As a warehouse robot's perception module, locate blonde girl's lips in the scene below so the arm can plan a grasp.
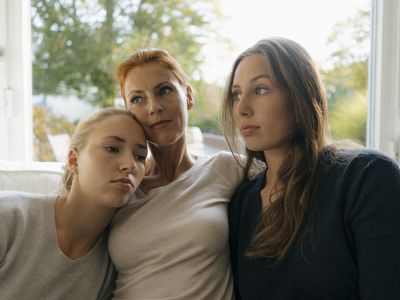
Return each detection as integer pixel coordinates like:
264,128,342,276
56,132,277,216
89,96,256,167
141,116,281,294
240,126,259,136
111,178,134,190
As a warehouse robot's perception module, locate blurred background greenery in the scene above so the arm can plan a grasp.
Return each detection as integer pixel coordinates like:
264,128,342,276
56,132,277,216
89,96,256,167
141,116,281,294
31,0,369,161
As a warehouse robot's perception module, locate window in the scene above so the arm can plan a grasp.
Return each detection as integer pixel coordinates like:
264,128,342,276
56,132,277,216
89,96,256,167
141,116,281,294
0,0,32,161
367,0,400,161
1,0,399,163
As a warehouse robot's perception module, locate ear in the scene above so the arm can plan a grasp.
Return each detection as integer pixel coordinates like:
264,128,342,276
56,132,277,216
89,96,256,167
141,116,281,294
186,85,194,110
67,148,79,173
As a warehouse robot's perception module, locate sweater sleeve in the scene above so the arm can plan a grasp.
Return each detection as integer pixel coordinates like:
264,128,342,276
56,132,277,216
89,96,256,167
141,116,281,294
0,194,17,263
229,187,244,300
0,209,8,262
347,155,400,299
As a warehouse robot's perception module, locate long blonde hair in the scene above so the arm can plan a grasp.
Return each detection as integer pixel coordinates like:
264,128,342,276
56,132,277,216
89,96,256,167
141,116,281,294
222,37,334,262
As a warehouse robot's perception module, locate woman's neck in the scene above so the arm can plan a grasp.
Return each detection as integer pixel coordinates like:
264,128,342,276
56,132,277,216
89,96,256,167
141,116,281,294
263,145,291,176
261,148,289,208
143,140,197,190
54,194,115,260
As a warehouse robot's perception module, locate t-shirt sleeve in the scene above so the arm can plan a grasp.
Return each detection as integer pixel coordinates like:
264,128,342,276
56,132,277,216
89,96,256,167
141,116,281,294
228,183,248,300
348,155,400,299
214,151,244,196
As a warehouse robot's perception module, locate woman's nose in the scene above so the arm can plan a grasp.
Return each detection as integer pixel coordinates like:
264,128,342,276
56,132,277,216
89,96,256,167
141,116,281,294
149,98,163,115
234,96,252,118
120,154,136,173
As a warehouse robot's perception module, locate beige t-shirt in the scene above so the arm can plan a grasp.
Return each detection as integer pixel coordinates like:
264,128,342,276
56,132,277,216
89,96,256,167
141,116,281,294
109,151,243,300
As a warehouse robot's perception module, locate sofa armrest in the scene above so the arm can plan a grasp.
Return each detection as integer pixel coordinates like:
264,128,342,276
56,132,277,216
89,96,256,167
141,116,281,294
0,161,64,194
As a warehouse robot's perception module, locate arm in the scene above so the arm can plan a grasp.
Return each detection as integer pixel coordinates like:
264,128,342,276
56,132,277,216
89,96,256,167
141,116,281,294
0,194,13,264
228,189,244,300
349,156,400,299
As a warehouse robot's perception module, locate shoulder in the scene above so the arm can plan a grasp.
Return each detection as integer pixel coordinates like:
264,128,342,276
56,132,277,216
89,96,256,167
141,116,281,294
195,151,245,185
203,151,244,171
228,170,264,226
321,148,400,214
231,170,264,204
235,170,264,192
341,148,397,163
199,150,238,165
0,191,55,220
319,148,399,197
332,148,399,177
0,191,55,258
0,190,54,205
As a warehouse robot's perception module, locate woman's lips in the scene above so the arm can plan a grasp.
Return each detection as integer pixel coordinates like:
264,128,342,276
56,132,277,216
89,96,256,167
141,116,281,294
150,120,171,129
240,125,259,136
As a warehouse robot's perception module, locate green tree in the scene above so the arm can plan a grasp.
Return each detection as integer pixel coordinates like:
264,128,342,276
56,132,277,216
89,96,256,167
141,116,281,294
31,0,225,160
322,6,370,144
329,91,367,145
33,105,75,161
31,0,221,107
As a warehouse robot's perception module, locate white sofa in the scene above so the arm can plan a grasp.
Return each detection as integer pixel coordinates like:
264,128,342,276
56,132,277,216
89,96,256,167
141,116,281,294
0,161,64,194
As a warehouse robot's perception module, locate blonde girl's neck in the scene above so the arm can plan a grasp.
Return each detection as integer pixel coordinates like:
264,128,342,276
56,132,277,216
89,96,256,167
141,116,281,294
54,194,115,260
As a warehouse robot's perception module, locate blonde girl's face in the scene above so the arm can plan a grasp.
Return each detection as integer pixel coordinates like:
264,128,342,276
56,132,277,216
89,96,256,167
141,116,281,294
70,115,147,208
232,54,294,154
123,62,194,147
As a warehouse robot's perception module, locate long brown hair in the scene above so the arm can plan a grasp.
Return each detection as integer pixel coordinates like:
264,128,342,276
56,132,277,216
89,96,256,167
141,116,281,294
222,37,333,262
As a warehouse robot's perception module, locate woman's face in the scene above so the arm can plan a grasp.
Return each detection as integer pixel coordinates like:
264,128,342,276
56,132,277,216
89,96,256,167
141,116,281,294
71,115,147,208
232,54,293,154
123,62,193,147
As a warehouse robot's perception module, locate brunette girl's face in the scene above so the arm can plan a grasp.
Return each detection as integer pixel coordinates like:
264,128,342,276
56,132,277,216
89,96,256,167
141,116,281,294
123,62,193,147
232,54,294,154
70,115,147,208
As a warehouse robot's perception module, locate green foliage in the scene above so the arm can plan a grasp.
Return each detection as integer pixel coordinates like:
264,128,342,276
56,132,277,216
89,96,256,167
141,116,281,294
322,6,370,145
188,81,223,134
31,0,224,160
328,91,367,145
31,0,221,107
33,105,75,161
31,0,371,160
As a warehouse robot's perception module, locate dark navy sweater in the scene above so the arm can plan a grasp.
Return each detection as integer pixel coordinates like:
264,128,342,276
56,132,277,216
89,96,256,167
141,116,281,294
229,150,400,300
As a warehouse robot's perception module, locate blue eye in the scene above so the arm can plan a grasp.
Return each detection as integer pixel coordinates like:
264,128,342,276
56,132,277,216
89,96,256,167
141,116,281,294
130,96,142,104
105,146,120,153
159,86,172,96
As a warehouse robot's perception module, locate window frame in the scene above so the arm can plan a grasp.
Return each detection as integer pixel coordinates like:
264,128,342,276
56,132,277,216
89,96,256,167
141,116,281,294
367,0,400,162
0,0,33,161
0,0,399,163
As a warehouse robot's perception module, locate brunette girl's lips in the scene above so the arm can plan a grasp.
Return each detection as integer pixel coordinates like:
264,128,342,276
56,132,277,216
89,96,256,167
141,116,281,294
150,120,171,129
240,125,259,136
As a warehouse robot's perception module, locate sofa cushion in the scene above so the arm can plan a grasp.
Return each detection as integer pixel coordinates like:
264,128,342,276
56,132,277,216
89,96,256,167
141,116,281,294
0,161,64,194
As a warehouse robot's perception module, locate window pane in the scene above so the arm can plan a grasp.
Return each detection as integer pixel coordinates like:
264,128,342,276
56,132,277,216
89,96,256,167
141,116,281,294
31,0,371,161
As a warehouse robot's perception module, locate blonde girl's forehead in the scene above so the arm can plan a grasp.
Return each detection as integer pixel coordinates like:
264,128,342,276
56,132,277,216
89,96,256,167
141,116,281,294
90,114,141,134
